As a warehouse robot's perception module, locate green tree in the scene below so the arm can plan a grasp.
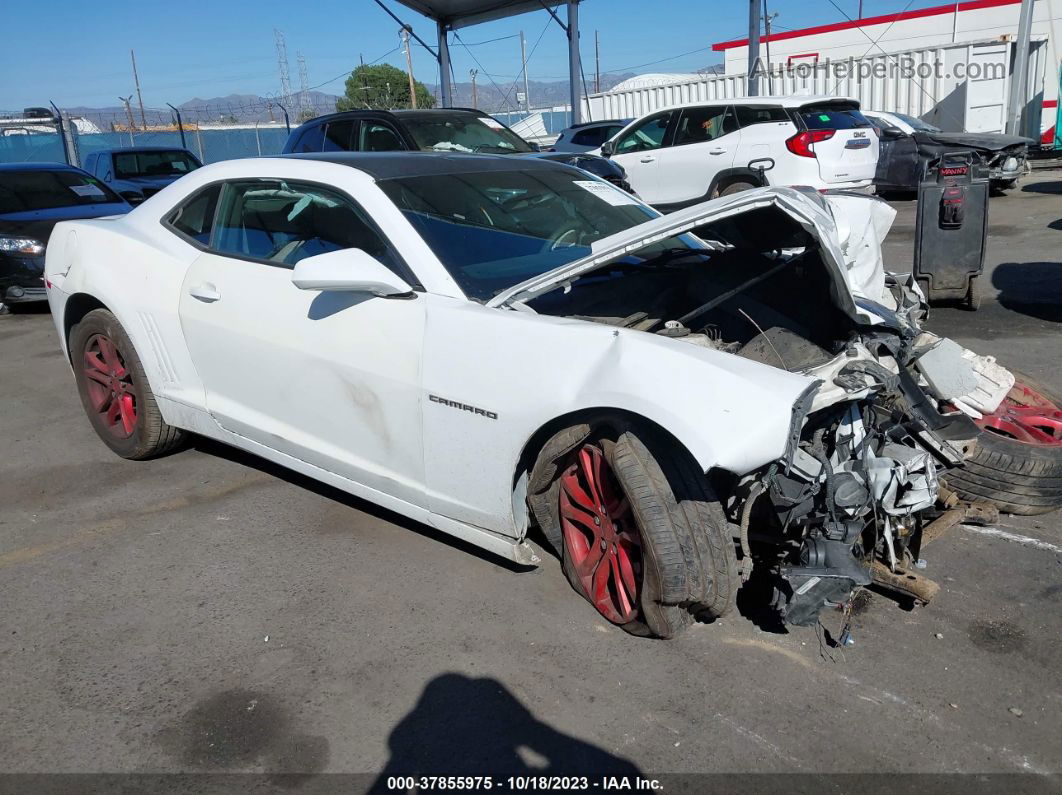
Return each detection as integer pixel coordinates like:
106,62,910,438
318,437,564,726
337,63,435,111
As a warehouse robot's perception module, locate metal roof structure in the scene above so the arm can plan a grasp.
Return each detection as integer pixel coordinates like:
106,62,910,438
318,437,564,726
384,0,585,122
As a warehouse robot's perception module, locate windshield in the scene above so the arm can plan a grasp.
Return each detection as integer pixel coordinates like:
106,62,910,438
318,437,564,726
0,169,123,214
400,113,533,154
893,112,941,133
113,150,200,179
379,169,699,301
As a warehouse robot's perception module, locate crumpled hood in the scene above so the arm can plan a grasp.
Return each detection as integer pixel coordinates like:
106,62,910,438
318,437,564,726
487,186,869,322
912,131,1032,152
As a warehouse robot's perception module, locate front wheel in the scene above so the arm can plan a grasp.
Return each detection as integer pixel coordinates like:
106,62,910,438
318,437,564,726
942,374,1062,515
70,308,186,459
541,426,738,638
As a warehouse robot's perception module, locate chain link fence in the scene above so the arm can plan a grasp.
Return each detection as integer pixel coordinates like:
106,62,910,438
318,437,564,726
0,97,340,167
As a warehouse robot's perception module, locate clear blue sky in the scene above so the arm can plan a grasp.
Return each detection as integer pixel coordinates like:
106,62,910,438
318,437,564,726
1,0,946,110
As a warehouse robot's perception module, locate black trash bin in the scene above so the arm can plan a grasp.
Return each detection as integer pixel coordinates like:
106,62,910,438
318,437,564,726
913,150,989,310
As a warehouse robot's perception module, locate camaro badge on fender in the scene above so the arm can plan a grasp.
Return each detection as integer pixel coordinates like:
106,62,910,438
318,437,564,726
429,394,498,420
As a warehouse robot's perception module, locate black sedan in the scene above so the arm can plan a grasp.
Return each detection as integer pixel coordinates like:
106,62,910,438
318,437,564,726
0,163,129,312
281,108,633,193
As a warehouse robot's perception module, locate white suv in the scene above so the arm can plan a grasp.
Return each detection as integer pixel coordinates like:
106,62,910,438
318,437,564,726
595,96,879,209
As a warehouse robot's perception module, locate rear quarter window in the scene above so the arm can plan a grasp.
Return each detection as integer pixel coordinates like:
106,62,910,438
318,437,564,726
798,105,871,130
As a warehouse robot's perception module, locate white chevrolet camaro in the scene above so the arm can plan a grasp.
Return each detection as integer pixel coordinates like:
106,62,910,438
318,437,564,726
43,153,1062,638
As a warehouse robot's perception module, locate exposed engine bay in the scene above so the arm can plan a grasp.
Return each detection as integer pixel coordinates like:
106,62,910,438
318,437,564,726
525,196,1011,625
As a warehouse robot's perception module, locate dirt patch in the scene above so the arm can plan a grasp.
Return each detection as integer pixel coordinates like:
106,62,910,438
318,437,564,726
158,689,330,773
968,618,1027,654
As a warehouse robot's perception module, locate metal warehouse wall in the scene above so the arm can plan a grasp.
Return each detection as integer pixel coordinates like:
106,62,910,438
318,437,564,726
583,37,1048,138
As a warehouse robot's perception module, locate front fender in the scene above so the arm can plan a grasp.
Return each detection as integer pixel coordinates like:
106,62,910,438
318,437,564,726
421,297,813,536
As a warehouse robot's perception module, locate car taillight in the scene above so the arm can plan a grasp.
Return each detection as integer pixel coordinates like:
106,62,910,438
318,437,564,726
785,129,835,158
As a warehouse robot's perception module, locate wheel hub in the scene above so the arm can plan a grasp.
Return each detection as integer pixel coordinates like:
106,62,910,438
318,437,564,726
558,443,642,624
83,334,138,438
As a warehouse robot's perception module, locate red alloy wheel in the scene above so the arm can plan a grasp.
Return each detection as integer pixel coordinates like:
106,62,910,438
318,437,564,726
558,443,643,624
975,381,1062,446
82,333,138,438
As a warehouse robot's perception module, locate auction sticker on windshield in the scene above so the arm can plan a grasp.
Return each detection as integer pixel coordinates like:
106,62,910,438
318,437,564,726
574,179,636,206
70,184,106,198
480,117,504,130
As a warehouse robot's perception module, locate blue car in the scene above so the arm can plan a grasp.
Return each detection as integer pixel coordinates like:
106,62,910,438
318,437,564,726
0,163,129,311
82,146,202,205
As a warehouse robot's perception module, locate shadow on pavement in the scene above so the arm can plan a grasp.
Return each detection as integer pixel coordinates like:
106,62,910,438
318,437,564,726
991,261,1062,323
1020,180,1062,195
188,437,534,572
370,674,642,791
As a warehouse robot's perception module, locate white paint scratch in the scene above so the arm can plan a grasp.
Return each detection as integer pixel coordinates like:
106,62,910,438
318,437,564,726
961,525,1062,555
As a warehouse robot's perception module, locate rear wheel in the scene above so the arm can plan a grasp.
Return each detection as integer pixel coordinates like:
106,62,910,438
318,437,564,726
70,308,186,459
942,375,1062,515
534,424,738,638
717,180,757,198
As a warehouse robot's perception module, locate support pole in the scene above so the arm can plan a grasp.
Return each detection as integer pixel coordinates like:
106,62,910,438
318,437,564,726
131,49,147,129
520,30,531,111
166,102,187,149
402,27,418,108
595,30,600,94
567,0,582,124
437,21,452,108
1005,0,1035,136
747,0,762,96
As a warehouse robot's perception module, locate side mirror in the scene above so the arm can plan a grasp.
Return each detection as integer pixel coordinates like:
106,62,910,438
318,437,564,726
527,141,541,152
882,127,904,140
120,191,145,205
600,140,615,157
292,248,413,297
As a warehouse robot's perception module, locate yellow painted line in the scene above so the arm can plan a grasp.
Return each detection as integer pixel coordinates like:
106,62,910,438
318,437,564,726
0,473,273,568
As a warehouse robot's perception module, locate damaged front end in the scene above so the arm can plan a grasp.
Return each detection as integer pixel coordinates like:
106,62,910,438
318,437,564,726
496,186,1010,627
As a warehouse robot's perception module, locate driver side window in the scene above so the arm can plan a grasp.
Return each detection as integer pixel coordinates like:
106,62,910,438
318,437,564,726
614,111,673,155
210,180,405,276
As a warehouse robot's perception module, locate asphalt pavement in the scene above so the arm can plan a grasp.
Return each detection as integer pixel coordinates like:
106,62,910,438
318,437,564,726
1,173,1060,787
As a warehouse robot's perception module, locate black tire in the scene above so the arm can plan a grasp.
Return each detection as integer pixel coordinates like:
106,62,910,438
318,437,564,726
530,423,738,638
70,308,186,460
717,181,757,197
942,372,1062,515
964,275,982,311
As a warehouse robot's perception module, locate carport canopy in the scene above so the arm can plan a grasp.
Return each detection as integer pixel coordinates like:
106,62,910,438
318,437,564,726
387,0,585,122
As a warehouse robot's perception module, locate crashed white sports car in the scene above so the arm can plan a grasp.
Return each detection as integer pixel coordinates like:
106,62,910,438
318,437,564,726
44,153,1062,637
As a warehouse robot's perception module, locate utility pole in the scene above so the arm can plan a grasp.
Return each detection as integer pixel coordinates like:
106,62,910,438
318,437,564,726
567,0,582,124
119,95,137,132
763,1,778,90
402,27,418,108
519,30,531,112
747,0,762,96
130,50,147,129
1006,0,1035,135
595,30,601,94
470,69,478,109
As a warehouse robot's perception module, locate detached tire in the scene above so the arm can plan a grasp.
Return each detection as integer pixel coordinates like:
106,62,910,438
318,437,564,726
532,424,738,638
942,373,1062,515
70,308,186,460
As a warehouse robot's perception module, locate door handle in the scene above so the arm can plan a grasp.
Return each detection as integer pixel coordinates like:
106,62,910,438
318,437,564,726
639,155,656,163
189,283,221,303
709,147,727,155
